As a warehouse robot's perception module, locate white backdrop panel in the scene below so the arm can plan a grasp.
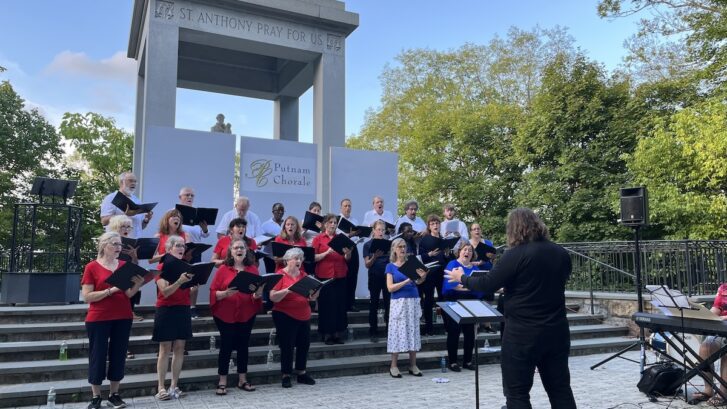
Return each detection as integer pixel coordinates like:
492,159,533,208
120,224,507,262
239,136,318,227
139,126,236,305
330,147,398,298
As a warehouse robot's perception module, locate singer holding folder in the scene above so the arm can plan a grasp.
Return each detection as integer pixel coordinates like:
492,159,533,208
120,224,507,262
418,214,449,336
273,216,307,270
269,248,319,388
364,220,391,342
152,235,194,401
81,232,144,409
209,238,262,395
386,238,427,378
312,214,351,345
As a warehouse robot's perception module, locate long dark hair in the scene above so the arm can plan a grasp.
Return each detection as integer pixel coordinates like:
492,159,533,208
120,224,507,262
224,238,253,267
506,208,549,247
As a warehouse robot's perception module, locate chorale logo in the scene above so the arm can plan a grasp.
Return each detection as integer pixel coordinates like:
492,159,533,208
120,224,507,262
246,159,273,187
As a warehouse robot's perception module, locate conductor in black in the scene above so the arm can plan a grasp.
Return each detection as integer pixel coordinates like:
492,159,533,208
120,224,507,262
447,208,576,409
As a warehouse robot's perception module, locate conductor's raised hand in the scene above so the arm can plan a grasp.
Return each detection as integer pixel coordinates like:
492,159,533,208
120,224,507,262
446,267,465,284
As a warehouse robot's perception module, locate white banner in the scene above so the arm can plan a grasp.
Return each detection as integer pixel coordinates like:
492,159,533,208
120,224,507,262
241,153,315,194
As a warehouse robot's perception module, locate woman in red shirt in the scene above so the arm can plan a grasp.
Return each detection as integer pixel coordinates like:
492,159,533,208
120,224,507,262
273,216,307,268
153,235,193,401
270,247,319,388
312,214,352,345
209,238,263,395
81,231,144,409
151,209,188,264
212,218,259,273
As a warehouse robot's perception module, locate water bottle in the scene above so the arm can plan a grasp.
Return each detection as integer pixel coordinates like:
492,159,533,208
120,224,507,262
58,341,68,361
46,387,56,408
229,358,235,370
266,349,274,368
348,327,354,341
440,355,447,373
377,309,385,326
268,328,276,346
209,335,216,352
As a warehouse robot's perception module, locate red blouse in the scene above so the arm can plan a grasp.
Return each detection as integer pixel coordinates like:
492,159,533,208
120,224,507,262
209,264,262,323
312,233,347,279
213,236,259,274
271,269,311,321
82,260,133,322
157,232,188,259
155,262,191,307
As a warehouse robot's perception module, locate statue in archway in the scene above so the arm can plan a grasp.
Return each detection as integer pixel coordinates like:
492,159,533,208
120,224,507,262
211,114,232,134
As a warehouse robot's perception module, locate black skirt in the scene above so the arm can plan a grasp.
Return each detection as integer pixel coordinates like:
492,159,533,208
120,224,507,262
152,305,193,342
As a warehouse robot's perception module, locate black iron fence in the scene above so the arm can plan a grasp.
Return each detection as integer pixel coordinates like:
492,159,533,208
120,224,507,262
563,240,727,297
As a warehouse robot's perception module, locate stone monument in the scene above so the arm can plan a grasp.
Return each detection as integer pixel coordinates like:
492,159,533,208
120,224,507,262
128,0,359,203
211,113,231,134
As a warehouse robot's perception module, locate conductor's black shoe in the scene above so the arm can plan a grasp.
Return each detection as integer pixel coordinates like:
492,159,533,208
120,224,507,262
463,362,476,371
448,363,462,372
297,373,316,385
281,376,292,388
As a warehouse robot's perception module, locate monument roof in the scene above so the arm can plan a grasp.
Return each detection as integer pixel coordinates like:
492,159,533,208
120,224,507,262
128,0,359,59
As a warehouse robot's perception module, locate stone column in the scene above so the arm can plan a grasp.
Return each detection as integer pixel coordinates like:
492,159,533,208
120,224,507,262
313,52,346,209
136,21,178,190
273,96,299,141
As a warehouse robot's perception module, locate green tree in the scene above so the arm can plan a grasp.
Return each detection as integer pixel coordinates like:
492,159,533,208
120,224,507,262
348,27,574,241
627,98,727,239
598,0,727,93
60,113,133,250
0,74,64,250
514,54,643,241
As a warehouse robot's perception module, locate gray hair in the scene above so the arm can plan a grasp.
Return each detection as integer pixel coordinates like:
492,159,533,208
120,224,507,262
97,231,121,258
282,247,304,263
107,215,132,234
404,200,418,210
165,235,185,252
118,171,134,185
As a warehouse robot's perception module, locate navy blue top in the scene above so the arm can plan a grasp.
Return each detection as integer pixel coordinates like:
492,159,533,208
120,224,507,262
363,240,390,275
386,262,419,299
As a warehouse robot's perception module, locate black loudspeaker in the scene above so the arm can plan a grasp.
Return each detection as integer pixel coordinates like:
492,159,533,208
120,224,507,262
620,187,648,226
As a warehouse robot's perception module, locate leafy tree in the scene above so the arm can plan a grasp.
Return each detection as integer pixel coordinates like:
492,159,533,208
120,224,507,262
0,74,63,250
626,97,727,239
348,27,574,241
60,113,133,250
514,54,644,241
598,0,727,93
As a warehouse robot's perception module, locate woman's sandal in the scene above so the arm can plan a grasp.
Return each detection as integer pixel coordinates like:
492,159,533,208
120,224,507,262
215,385,227,396
155,389,171,401
238,381,256,392
688,391,711,404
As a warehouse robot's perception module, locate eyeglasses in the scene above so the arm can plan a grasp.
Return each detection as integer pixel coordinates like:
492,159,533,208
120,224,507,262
232,246,246,250
109,242,123,247
396,245,406,248
173,243,186,248
120,225,132,229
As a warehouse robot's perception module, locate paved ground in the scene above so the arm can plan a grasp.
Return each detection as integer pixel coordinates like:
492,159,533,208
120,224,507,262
17,351,719,408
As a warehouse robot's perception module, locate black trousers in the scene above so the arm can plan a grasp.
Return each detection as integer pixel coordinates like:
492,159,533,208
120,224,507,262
500,322,576,409
85,319,133,385
419,266,443,333
345,246,360,310
316,278,348,336
272,311,310,374
443,311,475,365
213,316,256,375
367,271,390,336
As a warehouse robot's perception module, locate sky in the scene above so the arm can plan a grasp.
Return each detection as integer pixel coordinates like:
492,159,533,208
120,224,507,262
0,1,642,143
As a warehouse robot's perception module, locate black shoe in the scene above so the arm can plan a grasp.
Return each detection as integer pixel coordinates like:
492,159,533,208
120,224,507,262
484,326,497,333
348,306,360,312
324,337,335,345
370,335,379,343
448,363,462,372
88,395,102,409
190,308,199,319
282,376,292,388
333,337,344,345
462,362,476,371
107,393,127,409
297,373,316,385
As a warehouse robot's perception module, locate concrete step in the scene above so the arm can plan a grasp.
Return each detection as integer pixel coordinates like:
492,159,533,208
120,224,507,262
0,336,636,406
0,324,628,384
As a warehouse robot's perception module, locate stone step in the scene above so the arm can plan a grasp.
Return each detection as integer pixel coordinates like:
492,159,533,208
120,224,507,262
0,324,628,384
0,311,603,342
0,336,636,407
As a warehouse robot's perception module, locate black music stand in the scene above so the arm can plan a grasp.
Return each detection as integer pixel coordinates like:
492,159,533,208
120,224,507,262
438,300,504,409
30,177,78,204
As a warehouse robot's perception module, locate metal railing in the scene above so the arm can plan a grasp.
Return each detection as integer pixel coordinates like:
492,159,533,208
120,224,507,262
563,240,727,297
